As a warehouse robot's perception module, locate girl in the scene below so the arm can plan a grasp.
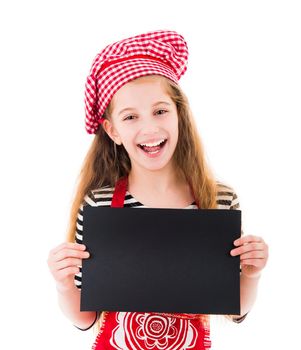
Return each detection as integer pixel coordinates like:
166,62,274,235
47,30,269,349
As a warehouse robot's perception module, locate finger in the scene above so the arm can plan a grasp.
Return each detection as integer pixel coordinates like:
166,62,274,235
55,266,80,282
55,258,83,271
241,259,265,267
52,242,86,255
54,249,90,263
240,251,266,260
234,235,263,246
48,245,88,266
230,242,265,256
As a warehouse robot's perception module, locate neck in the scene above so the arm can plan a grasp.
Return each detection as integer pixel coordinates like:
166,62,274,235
128,162,186,194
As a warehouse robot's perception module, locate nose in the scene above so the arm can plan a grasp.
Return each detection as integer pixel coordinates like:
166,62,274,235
140,115,160,135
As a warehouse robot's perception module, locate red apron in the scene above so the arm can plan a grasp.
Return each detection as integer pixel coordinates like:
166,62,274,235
92,176,211,350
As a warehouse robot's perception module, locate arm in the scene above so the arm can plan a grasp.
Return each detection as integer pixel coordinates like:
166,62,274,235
47,192,101,330
56,279,98,330
230,235,268,318
239,273,261,316
48,242,98,330
227,190,269,322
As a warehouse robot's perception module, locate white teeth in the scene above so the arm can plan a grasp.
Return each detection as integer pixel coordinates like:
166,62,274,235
139,139,166,147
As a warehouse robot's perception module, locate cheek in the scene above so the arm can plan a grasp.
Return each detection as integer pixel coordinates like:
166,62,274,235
121,131,137,149
170,122,179,143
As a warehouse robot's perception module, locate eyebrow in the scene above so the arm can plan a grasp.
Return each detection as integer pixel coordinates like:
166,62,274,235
118,101,171,116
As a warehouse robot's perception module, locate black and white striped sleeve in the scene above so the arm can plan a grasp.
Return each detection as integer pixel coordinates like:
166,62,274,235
74,191,97,290
230,190,244,236
73,192,102,331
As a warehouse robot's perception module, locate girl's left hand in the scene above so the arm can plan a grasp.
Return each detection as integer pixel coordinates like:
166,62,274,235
230,235,269,278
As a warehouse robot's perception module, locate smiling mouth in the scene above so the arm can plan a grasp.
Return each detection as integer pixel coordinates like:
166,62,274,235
138,139,167,153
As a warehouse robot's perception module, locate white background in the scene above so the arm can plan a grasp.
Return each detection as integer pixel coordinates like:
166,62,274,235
0,0,300,349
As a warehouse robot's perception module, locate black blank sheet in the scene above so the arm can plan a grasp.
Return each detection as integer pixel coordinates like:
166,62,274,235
80,207,241,315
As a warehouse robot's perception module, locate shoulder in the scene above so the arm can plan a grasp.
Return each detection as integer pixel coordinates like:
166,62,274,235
216,181,240,209
75,186,114,242
82,185,144,208
82,185,115,207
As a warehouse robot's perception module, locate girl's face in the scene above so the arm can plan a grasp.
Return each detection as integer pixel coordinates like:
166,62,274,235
103,75,179,172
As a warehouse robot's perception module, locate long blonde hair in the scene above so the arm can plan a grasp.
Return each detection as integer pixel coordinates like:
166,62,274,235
66,75,218,332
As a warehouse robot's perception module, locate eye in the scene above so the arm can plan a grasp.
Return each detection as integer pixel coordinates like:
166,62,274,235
123,115,135,121
155,109,168,115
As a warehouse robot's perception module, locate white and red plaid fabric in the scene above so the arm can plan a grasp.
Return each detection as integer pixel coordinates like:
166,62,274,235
84,30,189,134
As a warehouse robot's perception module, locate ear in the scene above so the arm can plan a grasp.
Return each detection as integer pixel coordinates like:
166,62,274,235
102,119,122,145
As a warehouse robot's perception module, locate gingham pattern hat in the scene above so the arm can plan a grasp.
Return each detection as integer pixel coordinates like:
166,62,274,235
84,30,189,134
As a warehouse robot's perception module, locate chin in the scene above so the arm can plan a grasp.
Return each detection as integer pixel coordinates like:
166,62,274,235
134,157,175,173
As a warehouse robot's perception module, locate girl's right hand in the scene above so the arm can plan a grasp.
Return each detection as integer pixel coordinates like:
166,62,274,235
47,242,90,293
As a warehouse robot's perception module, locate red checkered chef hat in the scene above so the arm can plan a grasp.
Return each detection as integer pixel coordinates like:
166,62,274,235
84,30,189,134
